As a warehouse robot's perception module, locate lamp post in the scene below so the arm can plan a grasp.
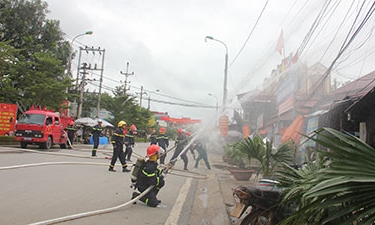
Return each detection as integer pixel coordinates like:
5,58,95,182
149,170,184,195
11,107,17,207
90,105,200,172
67,31,93,78
208,93,218,112
148,90,160,110
205,36,228,109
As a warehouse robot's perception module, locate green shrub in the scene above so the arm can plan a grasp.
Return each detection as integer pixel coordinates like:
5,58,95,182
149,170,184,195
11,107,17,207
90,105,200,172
0,136,19,145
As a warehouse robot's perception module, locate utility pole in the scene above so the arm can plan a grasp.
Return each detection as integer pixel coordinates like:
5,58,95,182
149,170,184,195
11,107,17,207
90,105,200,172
77,63,88,119
96,49,106,118
139,86,144,107
120,62,134,95
75,46,106,119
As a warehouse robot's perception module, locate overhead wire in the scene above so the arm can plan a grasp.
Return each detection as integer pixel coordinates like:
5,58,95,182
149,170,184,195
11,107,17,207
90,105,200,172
309,0,375,98
296,0,333,59
83,74,217,109
86,70,215,108
302,0,344,59
228,0,269,67
229,0,310,100
318,0,355,63
333,15,375,72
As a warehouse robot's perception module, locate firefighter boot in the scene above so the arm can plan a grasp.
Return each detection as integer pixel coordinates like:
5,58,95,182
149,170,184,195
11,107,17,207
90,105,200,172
131,192,140,204
108,166,116,172
92,150,97,157
122,166,131,172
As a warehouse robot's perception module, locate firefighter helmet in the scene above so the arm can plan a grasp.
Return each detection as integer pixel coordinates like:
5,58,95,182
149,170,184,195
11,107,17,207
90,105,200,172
147,144,160,157
159,127,166,133
130,124,137,131
118,121,127,127
177,128,184,134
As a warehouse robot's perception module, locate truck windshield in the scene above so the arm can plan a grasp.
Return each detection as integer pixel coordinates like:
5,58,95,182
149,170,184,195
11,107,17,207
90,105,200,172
18,114,46,125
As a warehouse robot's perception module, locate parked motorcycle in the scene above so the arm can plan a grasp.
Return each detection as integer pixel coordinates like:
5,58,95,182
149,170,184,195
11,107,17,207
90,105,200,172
231,178,294,225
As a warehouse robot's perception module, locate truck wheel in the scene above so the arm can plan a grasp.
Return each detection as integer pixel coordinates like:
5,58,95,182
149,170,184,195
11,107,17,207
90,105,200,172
41,136,53,149
20,142,27,148
60,140,68,149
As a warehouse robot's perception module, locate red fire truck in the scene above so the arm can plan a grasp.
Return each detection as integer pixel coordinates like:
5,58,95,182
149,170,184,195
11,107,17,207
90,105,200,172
14,106,74,149
0,103,18,136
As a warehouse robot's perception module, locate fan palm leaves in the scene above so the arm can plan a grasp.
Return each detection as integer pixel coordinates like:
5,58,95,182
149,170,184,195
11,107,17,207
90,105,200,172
232,135,295,177
277,127,375,225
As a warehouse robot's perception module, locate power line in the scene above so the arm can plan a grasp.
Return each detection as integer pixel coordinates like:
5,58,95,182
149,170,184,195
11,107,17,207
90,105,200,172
309,0,375,98
87,71,212,108
229,0,269,67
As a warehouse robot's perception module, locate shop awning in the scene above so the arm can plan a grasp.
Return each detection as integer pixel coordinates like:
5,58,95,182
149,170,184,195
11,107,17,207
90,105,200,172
281,115,304,144
345,87,375,121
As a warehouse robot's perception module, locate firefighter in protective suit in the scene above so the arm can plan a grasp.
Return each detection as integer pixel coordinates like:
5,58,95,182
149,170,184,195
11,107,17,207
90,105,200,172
170,128,189,170
109,121,131,172
91,119,103,156
156,127,169,164
132,144,165,207
125,124,137,162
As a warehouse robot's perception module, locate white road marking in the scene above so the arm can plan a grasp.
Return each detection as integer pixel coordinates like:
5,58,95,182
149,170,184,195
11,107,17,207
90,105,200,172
164,177,192,225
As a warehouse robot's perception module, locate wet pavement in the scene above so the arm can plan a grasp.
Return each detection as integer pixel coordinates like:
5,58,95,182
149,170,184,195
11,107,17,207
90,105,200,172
0,141,256,225
187,147,258,225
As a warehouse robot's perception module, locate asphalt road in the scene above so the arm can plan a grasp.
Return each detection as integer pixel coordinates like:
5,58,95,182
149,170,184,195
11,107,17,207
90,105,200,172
0,141,233,225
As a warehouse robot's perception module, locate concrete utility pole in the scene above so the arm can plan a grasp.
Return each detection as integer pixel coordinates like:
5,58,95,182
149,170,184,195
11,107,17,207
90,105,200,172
147,89,159,110
120,62,134,95
77,63,88,119
205,36,229,109
68,31,93,78
75,46,106,119
139,86,144,107
96,49,106,118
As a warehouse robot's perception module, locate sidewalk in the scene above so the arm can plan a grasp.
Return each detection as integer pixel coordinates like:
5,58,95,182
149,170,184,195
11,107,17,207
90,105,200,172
188,149,256,225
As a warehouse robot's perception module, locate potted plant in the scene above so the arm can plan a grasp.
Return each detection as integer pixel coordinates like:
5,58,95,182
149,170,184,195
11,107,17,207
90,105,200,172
230,135,295,179
223,144,255,181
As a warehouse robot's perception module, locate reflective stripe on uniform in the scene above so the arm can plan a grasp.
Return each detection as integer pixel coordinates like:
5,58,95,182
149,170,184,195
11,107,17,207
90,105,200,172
142,170,156,177
114,133,124,137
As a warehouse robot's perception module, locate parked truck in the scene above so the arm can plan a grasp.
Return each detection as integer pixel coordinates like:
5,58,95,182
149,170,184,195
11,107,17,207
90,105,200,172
0,103,18,136
14,106,74,149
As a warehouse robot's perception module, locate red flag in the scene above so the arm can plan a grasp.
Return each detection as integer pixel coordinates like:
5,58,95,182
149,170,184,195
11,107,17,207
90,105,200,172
292,52,299,64
275,29,284,55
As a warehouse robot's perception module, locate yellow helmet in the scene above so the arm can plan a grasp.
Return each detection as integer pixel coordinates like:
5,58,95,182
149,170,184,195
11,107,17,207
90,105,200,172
118,121,127,127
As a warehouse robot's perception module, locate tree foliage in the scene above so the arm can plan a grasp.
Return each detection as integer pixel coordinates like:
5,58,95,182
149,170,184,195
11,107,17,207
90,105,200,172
103,86,152,129
0,0,152,131
0,0,72,111
231,135,295,176
278,127,375,225
81,87,152,131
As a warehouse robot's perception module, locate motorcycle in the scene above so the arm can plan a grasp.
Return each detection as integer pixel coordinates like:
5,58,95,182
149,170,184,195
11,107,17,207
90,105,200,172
231,178,294,225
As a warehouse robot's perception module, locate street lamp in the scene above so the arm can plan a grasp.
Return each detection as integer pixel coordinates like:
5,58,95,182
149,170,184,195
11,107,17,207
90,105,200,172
205,36,228,109
208,93,218,112
67,31,93,78
148,90,160,110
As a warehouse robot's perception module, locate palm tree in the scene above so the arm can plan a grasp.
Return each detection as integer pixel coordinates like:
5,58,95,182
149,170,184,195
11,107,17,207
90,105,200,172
232,135,295,177
277,127,375,225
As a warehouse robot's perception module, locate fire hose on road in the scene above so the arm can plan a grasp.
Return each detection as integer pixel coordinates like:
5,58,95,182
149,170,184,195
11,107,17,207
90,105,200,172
1,136,209,224
28,185,155,225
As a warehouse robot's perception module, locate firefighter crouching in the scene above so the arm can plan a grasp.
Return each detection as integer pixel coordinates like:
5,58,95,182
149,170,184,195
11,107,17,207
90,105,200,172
132,144,165,207
109,121,131,172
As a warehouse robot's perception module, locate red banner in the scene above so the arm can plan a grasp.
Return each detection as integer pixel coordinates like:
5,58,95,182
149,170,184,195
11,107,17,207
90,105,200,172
219,116,228,137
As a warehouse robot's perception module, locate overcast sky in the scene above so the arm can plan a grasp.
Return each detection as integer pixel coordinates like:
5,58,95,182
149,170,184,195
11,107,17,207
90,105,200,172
44,0,375,122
